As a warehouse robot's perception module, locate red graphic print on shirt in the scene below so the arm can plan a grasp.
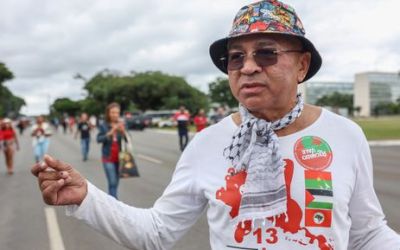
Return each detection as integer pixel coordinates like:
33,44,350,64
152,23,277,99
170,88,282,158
216,167,247,218
216,159,333,249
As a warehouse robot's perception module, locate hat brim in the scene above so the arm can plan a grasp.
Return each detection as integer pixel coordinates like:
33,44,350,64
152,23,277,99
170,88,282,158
209,33,322,83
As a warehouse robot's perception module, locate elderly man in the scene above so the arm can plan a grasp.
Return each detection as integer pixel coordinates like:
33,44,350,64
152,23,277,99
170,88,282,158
32,0,399,249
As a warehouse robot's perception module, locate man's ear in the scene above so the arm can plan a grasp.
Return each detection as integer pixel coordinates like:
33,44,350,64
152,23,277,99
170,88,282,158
297,52,311,83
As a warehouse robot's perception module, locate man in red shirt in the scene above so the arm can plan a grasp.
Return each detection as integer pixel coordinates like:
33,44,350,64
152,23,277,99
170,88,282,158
173,106,190,151
193,109,208,132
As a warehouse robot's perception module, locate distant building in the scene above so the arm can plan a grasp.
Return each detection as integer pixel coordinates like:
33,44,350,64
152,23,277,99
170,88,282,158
299,81,353,105
354,72,400,117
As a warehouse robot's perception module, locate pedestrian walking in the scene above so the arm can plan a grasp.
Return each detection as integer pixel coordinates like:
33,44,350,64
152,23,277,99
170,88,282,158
173,106,190,151
89,115,97,128
16,118,25,135
61,116,68,134
193,109,208,132
68,116,75,134
1,118,19,175
31,1,400,249
211,106,226,124
31,116,52,163
51,117,60,132
74,112,93,161
96,103,127,199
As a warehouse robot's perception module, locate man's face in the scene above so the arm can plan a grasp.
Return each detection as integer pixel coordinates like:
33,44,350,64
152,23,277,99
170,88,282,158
81,113,88,121
227,34,310,116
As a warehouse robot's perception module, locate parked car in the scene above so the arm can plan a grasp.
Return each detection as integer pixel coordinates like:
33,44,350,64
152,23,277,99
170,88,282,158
157,117,175,128
126,114,150,130
144,110,175,127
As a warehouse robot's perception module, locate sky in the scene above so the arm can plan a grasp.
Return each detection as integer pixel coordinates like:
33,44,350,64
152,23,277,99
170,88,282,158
1,0,400,115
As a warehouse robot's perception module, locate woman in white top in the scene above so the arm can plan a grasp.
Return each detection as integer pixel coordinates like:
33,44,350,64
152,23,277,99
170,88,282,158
31,115,52,163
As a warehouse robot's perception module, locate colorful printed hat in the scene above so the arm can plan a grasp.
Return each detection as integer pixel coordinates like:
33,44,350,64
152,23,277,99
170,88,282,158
209,0,322,82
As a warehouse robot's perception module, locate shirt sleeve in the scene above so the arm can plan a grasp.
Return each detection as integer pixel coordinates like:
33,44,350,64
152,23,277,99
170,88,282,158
96,124,110,143
348,133,400,249
65,137,207,250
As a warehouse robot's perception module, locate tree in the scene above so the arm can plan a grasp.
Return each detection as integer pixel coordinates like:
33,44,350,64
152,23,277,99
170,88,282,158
51,98,81,116
315,92,354,114
131,71,209,113
83,70,209,113
208,77,237,108
373,102,399,116
78,98,104,115
0,62,25,117
83,69,135,112
0,86,26,117
0,62,14,85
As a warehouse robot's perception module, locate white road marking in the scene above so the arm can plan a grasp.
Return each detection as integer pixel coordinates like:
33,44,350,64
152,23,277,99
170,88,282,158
44,207,66,250
137,154,163,164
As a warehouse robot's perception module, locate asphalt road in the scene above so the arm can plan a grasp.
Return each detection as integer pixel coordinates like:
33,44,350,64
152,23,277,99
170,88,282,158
0,128,398,250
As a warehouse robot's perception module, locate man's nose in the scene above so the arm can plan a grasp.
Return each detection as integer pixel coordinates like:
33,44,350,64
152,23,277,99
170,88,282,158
240,55,262,75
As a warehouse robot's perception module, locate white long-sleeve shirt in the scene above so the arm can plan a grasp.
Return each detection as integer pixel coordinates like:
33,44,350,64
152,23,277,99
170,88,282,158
66,109,400,249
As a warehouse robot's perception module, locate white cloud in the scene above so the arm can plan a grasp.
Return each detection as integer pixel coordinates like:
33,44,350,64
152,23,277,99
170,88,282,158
1,0,400,115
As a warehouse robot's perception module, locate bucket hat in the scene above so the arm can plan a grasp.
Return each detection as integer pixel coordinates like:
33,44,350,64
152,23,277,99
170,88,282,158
209,0,322,82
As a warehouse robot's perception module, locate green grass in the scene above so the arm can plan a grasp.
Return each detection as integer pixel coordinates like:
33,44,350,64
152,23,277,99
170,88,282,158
353,116,400,140
155,117,400,141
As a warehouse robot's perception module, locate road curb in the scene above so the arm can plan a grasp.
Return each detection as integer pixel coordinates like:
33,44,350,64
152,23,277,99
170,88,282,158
368,140,400,146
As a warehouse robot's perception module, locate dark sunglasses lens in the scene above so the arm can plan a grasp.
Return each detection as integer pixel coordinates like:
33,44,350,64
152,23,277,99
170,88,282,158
254,49,278,67
227,53,244,70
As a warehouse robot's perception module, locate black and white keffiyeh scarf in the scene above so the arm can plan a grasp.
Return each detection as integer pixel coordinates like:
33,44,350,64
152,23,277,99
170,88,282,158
224,93,304,222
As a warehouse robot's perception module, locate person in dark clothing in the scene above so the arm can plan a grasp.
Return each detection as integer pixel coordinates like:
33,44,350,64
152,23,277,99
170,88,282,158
75,113,92,161
61,117,68,134
17,119,25,135
96,103,127,199
173,106,190,151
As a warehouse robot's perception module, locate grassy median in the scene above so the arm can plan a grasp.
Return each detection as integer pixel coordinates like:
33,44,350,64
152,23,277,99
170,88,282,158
353,116,400,140
155,116,400,141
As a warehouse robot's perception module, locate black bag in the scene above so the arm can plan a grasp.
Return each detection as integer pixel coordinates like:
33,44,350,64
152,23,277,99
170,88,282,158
119,133,139,178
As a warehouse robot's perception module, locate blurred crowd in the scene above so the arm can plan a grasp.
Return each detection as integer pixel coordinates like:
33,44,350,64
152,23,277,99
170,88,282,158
0,105,230,177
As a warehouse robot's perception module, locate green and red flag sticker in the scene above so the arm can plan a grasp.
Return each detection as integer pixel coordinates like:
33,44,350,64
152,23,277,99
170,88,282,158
304,169,333,228
294,136,333,171
295,136,334,228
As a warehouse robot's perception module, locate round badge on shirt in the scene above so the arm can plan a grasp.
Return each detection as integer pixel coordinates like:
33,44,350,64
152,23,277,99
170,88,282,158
294,136,333,171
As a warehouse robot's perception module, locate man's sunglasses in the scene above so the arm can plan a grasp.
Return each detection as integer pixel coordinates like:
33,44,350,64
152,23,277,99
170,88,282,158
219,49,304,71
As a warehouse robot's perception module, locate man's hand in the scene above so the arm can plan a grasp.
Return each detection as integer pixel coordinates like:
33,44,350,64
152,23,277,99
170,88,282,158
31,155,88,206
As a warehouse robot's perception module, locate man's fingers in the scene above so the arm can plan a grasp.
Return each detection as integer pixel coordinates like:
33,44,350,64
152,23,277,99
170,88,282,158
42,179,65,205
38,171,69,182
40,180,54,191
31,161,48,177
31,163,41,177
44,155,73,172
